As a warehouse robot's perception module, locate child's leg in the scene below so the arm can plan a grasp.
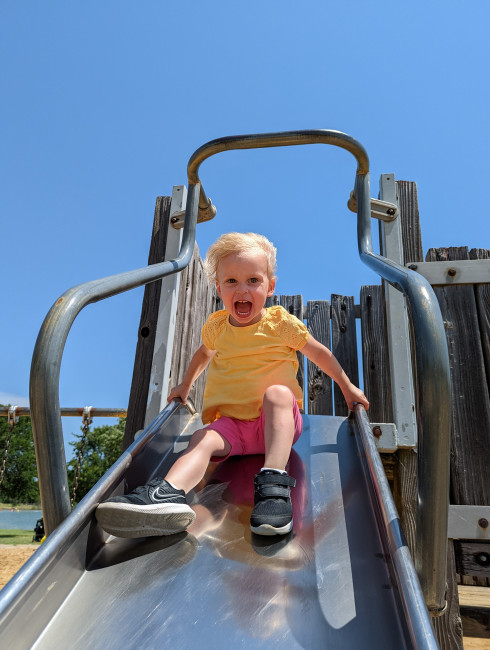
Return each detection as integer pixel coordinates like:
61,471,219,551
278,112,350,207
251,385,298,536
165,427,231,493
96,427,230,538
262,385,296,470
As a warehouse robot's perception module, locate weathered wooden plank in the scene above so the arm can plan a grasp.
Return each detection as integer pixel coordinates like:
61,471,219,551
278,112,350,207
279,295,305,396
426,247,490,508
124,196,171,449
470,248,490,391
454,542,490,578
169,245,217,413
459,585,490,609
392,449,417,555
432,543,465,649
397,181,424,265
360,285,392,424
330,294,358,416
190,247,216,413
306,300,333,415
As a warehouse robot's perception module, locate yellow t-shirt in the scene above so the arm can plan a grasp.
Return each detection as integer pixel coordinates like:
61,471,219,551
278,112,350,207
201,305,309,424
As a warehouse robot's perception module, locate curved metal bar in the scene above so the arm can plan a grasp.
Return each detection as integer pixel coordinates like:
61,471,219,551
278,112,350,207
187,129,370,211
355,171,451,613
30,183,201,535
353,405,439,648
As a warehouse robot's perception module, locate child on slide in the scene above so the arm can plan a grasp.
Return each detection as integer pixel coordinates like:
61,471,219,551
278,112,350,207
96,232,369,538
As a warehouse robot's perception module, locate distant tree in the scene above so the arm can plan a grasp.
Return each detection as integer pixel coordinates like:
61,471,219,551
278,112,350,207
0,408,40,505
67,418,125,504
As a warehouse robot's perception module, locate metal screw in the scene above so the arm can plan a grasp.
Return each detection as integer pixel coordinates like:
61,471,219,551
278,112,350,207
447,268,457,277
170,216,179,224
387,208,396,216
476,553,489,566
373,426,382,438
408,264,418,271
478,518,489,529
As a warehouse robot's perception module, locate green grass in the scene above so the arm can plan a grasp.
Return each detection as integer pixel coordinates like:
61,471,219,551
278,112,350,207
0,529,37,545
0,503,41,511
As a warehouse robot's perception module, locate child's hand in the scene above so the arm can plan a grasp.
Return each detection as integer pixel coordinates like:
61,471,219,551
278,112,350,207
167,383,191,405
341,383,369,411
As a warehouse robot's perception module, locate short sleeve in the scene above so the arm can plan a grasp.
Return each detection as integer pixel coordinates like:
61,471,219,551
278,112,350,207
201,310,228,350
270,306,309,350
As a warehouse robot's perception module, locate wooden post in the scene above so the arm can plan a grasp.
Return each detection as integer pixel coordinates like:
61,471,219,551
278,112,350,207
306,300,333,415
470,248,490,394
123,196,171,449
330,294,358,416
359,285,392,424
279,295,305,395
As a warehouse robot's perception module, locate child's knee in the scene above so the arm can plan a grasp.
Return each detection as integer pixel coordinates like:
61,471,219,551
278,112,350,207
188,427,228,454
263,385,293,408
188,427,213,449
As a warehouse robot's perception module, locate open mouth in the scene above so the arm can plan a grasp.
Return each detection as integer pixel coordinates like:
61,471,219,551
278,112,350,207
234,300,253,318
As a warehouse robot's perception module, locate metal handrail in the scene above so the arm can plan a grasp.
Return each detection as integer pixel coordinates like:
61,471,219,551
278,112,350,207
30,129,450,613
353,404,438,648
29,182,202,535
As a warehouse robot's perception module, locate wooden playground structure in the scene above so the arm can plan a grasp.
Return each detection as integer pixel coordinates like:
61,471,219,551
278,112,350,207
124,178,489,648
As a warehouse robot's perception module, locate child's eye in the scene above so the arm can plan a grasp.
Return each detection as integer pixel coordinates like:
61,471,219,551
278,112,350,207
249,278,258,284
226,279,236,284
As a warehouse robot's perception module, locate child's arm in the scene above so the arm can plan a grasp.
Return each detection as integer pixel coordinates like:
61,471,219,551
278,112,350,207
167,343,216,405
301,335,369,411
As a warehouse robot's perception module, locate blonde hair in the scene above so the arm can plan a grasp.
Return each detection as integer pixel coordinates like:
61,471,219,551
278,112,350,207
204,232,277,283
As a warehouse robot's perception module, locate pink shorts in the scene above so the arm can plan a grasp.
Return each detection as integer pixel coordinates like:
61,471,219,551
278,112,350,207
205,393,303,462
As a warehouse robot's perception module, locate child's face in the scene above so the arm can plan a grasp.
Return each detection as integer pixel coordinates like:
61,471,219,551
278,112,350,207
215,250,275,327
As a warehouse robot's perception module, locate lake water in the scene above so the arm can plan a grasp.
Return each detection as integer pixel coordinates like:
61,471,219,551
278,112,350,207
0,509,42,531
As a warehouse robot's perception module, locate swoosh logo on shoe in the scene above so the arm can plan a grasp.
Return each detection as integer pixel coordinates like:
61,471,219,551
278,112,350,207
149,487,183,504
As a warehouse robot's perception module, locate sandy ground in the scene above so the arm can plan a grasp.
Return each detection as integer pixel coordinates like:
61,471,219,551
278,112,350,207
0,546,486,648
0,544,38,589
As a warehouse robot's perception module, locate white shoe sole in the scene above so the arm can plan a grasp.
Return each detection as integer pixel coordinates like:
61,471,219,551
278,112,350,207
96,502,196,538
250,520,293,536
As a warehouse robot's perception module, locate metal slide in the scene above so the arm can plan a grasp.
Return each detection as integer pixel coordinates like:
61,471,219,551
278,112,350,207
0,401,437,649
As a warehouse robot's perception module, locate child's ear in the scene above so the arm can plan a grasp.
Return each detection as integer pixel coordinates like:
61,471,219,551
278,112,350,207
215,280,222,297
267,277,276,297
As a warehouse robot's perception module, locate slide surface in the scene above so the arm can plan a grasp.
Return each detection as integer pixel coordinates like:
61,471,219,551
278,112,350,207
0,411,430,648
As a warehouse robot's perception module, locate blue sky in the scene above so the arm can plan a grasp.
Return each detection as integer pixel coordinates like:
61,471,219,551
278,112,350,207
2,1,489,456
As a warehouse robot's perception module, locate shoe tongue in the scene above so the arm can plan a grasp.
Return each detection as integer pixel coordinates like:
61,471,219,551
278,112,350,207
147,476,164,487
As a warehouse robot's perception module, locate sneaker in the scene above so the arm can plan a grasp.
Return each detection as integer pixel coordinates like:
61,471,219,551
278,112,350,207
250,470,296,536
96,477,196,538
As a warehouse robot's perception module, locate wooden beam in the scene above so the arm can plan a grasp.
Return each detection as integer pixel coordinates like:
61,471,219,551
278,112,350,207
360,285,392,424
330,294,358,417
123,196,171,449
306,300,332,415
279,295,305,396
